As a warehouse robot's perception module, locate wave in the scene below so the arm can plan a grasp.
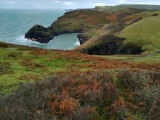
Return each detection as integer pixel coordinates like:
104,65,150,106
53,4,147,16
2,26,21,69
74,41,80,46
16,35,45,45
16,35,30,43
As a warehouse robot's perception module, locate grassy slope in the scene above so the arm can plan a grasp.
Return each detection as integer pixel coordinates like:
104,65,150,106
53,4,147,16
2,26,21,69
74,8,146,52
74,24,111,50
0,44,93,96
49,10,110,34
75,10,160,54
119,11,160,51
0,42,122,96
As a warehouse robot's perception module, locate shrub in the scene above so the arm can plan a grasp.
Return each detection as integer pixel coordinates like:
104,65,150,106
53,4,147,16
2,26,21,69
116,69,150,91
116,69,160,119
48,91,79,118
69,106,96,120
1,69,159,119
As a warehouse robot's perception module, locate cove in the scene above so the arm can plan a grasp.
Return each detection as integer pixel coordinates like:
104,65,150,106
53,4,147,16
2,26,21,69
23,33,80,50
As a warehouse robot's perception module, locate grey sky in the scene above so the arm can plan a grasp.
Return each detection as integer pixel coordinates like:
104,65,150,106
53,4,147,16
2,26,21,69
0,0,160,9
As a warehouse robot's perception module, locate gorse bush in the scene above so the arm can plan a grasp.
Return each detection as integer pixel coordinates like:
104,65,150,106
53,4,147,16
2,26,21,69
0,69,160,119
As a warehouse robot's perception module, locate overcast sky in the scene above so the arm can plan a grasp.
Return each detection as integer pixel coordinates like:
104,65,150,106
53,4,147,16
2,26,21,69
0,0,160,9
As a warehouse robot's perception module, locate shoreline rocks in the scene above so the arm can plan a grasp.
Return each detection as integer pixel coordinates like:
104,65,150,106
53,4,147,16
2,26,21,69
77,34,89,44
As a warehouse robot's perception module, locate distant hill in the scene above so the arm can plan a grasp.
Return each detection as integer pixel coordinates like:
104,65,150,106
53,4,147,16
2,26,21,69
94,4,160,12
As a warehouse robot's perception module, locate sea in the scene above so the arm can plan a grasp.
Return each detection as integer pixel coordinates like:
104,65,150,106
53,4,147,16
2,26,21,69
0,9,80,50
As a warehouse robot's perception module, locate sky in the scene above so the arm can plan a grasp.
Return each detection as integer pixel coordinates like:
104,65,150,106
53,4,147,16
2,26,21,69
0,0,160,9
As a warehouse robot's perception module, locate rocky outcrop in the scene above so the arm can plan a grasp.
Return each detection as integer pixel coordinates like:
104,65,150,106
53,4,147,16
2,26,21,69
77,34,89,44
25,25,84,44
25,25,54,43
25,24,84,44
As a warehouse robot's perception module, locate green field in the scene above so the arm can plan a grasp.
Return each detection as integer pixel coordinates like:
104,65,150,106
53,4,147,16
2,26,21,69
119,11,160,51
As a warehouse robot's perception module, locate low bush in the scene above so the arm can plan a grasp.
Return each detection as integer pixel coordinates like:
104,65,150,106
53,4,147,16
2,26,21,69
0,69,160,119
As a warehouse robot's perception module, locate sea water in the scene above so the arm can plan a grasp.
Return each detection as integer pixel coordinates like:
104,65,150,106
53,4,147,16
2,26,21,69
0,9,80,50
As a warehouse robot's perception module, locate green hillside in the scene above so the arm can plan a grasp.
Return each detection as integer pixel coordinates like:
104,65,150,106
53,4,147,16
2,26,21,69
119,11,160,52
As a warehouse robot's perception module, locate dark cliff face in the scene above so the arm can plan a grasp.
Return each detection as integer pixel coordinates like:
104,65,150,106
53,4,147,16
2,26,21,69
83,35,124,55
118,43,143,54
82,35,143,55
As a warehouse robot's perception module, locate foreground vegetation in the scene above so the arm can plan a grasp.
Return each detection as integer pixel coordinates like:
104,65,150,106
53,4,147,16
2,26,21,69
0,42,160,119
1,4,160,120
1,69,160,119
